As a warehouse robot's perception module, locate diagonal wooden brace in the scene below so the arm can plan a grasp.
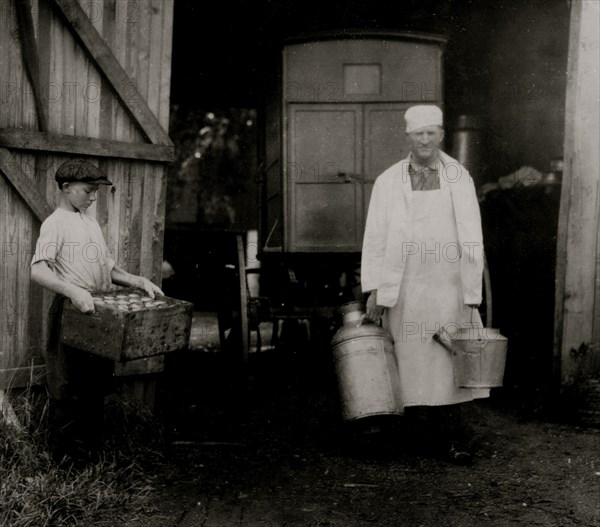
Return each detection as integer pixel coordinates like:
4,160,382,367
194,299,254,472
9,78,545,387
49,0,173,146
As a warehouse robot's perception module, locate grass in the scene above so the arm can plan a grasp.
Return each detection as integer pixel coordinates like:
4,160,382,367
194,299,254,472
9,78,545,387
0,387,166,527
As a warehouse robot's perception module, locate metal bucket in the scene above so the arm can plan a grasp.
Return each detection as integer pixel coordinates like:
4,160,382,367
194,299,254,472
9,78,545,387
331,302,403,421
434,326,508,388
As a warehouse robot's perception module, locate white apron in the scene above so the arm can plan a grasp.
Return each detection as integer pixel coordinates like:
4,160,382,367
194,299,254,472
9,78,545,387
383,178,490,407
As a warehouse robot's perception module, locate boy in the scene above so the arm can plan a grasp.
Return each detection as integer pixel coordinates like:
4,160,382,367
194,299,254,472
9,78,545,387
31,158,163,310
30,159,163,459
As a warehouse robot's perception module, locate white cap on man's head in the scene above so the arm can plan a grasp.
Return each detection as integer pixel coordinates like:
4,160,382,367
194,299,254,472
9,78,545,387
405,105,443,133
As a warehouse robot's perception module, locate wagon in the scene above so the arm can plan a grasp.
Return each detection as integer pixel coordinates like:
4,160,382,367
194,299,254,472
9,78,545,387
216,31,489,361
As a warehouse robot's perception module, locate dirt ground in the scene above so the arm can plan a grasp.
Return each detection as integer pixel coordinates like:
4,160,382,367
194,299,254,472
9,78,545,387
103,338,599,527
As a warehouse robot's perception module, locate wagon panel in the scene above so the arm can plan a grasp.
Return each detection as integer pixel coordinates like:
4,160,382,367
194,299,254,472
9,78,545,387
271,34,445,253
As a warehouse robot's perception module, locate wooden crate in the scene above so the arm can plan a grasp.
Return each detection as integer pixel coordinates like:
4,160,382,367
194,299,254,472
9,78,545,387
59,289,193,361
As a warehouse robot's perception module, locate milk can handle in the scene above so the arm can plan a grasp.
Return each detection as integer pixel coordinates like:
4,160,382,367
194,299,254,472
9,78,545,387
357,314,383,327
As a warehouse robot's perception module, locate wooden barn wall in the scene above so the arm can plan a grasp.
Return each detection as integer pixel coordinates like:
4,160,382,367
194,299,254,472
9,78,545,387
0,0,174,385
554,0,600,384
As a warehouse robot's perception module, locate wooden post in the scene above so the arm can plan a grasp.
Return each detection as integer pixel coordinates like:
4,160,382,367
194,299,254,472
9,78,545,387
14,0,48,131
554,0,600,385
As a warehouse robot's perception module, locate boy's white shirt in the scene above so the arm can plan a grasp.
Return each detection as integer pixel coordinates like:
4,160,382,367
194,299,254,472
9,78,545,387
31,208,115,292
361,150,484,307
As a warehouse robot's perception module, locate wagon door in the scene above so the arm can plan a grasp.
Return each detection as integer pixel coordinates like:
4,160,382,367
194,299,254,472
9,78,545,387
287,102,412,252
287,103,363,252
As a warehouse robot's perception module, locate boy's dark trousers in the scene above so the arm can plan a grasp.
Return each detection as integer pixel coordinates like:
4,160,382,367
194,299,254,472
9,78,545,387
46,296,112,460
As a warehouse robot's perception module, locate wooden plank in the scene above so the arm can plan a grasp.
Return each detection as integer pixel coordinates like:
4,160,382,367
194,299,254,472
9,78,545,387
61,10,76,135
136,0,151,105
84,0,103,139
158,0,174,129
0,3,8,127
114,355,164,377
147,0,163,117
153,166,167,284
555,0,600,384
49,0,172,145
73,0,89,138
6,0,24,128
99,0,116,139
14,0,48,131
127,163,144,276
118,163,133,267
0,148,53,221
123,0,141,142
139,164,156,279
0,155,38,379
105,161,123,270
112,0,131,142
16,157,34,368
0,176,13,372
48,0,64,131
27,163,47,363
0,129,175,162
4,162,20,370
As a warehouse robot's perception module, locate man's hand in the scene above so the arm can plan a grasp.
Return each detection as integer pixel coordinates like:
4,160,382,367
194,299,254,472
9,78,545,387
69,287,95,313
138,277,164,299
365,290,385,323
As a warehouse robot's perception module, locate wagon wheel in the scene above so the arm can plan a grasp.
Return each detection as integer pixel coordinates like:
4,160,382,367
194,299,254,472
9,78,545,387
217,234,251,364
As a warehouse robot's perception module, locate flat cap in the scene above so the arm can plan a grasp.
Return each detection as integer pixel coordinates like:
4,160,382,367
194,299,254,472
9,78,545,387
405,105,443,133
55,159,112,185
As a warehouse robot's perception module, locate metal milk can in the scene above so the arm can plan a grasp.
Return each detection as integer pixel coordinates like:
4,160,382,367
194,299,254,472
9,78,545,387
330,301,403,421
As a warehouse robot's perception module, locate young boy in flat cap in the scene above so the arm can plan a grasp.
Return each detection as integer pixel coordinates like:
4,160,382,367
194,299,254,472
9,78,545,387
30,159,163,459
31,158,162,309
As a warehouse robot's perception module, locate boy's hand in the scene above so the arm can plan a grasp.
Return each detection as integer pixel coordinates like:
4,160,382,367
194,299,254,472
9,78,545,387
139,277,164,299
70,288,95,313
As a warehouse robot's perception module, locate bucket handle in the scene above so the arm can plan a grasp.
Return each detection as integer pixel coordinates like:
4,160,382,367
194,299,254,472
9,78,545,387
432,327,455,354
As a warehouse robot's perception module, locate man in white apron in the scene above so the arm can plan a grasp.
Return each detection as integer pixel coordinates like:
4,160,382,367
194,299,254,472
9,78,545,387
361,105,488,464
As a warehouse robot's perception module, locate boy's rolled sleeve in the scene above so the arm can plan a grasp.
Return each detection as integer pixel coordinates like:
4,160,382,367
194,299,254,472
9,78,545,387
31,218,59,267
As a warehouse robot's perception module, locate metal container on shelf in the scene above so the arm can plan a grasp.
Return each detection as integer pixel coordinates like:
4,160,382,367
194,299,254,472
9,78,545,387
330,301,403,421
452,114,484,185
